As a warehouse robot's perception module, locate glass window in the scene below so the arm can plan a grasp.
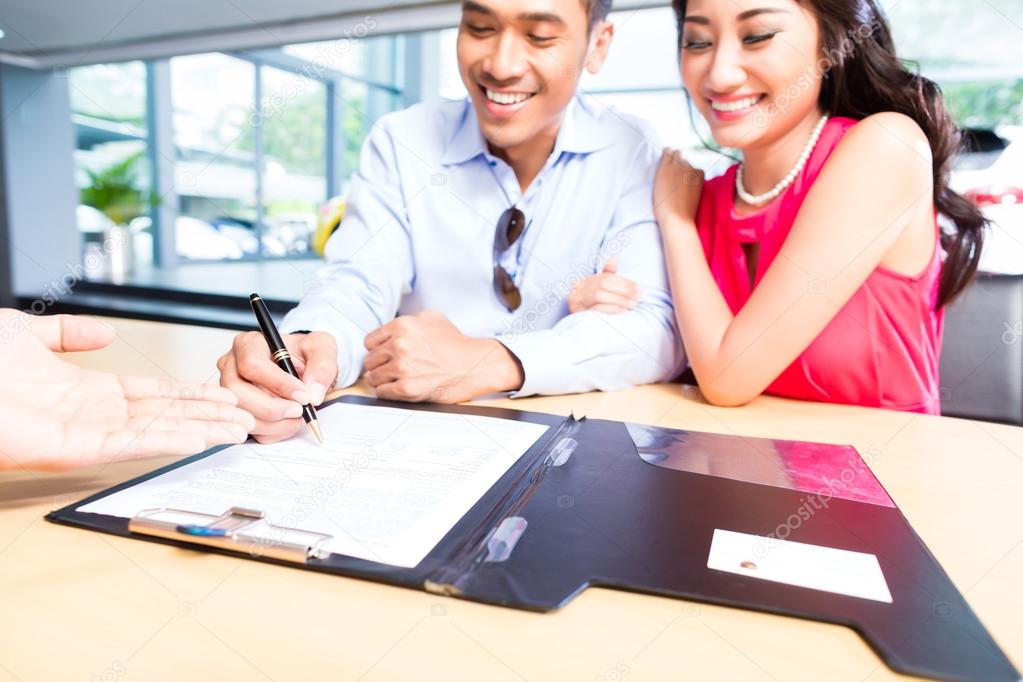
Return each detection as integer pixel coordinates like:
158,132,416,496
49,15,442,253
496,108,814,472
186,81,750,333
260,66,328,257
168,47,392,261
340,78,371,176
171,53,257,260
581,90,707,149
942,80,1023,130
581,7,681,92
284,38,369,79
69,61,155,271
169,53,347,260
885,2,1023,74
437,28,466,101
884,2,1023,130
70,61,147,126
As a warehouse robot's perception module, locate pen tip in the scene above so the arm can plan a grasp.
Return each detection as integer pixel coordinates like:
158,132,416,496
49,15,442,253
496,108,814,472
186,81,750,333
309,420,324,445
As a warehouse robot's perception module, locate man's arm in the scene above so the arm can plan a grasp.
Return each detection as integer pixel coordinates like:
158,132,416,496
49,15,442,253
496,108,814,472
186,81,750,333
496,144,687,396
278,119,415,389
216,119,416,443
361,141,686,404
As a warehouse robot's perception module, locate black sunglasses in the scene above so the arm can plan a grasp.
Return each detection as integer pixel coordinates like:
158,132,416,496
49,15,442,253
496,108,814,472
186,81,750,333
493,207,526,312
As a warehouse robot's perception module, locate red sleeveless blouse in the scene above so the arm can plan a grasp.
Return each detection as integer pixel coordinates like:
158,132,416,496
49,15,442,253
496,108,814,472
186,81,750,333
694,117,944,414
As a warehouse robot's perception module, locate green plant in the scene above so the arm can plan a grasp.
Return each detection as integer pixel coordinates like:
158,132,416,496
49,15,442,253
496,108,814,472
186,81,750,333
80,151,158,226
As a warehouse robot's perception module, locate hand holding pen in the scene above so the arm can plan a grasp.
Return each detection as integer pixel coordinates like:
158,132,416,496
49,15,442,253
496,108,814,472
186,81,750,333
248,293,325,445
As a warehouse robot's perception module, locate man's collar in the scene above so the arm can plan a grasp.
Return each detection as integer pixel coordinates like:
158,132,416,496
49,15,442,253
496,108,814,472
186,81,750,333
553,94,614,157
440,100,487,165
440,95,613,166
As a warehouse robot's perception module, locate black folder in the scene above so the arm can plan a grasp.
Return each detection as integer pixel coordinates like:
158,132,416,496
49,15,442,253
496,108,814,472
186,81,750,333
48,395,1019,682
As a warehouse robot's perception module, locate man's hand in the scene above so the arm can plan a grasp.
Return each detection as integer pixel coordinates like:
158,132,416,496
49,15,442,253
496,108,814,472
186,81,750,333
217,331,339,443
0,311,256,472
363,311,523,403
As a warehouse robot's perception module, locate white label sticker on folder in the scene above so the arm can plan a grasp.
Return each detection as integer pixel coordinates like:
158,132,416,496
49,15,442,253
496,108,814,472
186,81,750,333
707,529,892,603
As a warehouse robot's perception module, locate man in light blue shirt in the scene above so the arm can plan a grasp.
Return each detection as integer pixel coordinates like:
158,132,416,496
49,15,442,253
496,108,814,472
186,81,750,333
218,0,685,442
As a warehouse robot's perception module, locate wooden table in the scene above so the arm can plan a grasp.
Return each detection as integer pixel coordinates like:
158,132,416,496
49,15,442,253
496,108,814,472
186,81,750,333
1,317,1020,681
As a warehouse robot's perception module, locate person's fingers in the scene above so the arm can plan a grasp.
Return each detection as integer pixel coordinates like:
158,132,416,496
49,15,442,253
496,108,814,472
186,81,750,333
229,332,310,403
44,431,209,471
252,417,305,443
373,379,424,402
592,288,639,310
119,376,240,404
364,359,404,388
219,349,303,423
33,314,117,353
364,319,402,351
125,414,250,443
67,419,251,469
569,275,621,314
590,303,632,314
296,332,339,405
127,398,256,432
567,292,587,314
602,257,618,274
598,274,641,300
105,424,246,463
363,347,392,372
222,372,304,423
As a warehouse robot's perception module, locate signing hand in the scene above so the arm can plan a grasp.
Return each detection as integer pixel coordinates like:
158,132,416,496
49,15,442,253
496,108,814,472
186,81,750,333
654,149,705,227
567,257,641,315
0,311,255,472
217,331,339,444
363,310,523,403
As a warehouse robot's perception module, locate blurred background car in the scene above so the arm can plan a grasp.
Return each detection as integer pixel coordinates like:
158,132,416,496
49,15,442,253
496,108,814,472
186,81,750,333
951,127,1023,274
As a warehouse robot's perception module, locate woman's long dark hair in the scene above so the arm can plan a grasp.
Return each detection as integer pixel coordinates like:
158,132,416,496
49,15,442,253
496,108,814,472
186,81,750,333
671,0,985,307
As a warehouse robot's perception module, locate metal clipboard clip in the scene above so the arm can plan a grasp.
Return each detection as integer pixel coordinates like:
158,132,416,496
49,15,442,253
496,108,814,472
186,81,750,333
128,506,333,564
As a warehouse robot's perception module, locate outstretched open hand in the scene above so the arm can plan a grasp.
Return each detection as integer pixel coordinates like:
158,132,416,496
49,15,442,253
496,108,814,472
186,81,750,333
0,311,254,472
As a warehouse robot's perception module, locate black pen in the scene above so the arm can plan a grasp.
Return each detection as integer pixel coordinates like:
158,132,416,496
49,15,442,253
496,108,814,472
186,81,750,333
248,292,324,445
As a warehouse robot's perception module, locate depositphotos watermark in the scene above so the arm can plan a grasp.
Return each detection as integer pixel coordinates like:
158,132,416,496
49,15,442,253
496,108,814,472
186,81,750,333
1002,320,1022,346
247,442,384,558
500,230,633,339
751,445,883,559
248,16,378,128
751,17,882,129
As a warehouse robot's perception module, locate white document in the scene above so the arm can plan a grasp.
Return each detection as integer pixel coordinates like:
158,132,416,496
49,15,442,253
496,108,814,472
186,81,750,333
707,528,892,603
79,402,549,568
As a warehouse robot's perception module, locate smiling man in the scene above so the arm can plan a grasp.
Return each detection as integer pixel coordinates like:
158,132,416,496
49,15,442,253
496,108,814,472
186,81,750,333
217,0,686,443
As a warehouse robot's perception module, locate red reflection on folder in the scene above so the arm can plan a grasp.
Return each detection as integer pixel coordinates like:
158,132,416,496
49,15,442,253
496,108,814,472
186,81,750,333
626,423,894,507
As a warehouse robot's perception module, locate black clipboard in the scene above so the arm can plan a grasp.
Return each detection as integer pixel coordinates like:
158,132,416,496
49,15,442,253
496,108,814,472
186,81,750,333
47,395,1019,682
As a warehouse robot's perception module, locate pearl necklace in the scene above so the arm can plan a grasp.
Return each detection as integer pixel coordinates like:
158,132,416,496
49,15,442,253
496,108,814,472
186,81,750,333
736,115,829,207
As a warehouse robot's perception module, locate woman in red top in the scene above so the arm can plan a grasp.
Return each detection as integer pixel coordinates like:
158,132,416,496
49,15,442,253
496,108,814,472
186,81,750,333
571,0,985,413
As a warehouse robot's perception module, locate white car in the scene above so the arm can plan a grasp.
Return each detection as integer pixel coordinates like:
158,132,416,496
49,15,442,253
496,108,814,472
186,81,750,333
950,127,1023,274
174,216,245,261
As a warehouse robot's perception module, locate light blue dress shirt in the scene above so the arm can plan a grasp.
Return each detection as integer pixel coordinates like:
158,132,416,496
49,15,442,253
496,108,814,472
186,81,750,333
281,95,686,396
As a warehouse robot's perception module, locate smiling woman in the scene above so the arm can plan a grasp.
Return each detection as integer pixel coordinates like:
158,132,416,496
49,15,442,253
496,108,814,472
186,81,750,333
571,0,988,414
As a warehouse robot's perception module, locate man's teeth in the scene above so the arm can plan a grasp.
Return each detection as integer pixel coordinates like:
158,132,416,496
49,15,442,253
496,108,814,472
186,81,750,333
486,89,533,105
711,95,762,112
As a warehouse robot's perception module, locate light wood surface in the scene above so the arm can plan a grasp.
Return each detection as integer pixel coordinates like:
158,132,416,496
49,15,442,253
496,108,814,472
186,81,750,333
1,317,1020,681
